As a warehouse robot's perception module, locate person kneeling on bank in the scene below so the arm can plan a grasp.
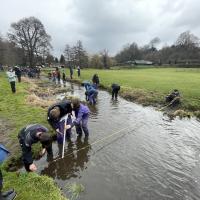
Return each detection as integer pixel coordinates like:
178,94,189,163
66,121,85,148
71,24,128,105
165,89,181,107
18,124,52,172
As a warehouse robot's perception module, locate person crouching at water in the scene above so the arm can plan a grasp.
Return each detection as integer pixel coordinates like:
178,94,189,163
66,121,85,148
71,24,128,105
47,100,73,143
18,124,52,172
111,83,120,100
66,98,90,138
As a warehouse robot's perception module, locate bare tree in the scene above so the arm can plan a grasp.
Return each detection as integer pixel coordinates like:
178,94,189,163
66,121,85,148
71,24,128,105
175,31,199,48
8,16,52,67
59,54,65,64
149,37,161,49
101,49,110,69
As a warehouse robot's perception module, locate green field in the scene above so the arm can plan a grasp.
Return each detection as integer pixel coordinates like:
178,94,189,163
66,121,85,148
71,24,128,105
66,67,200,111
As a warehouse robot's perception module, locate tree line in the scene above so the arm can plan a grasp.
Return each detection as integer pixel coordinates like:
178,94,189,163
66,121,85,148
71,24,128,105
1,16,200,68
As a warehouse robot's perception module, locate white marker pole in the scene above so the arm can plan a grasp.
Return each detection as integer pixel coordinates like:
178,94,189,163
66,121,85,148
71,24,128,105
62,116,67,159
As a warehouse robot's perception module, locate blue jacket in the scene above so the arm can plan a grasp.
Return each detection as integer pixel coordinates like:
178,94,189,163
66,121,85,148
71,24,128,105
0,144,10,163
72,104,90,127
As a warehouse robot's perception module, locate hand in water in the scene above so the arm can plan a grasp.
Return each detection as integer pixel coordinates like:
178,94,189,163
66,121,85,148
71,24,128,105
29,163,37,171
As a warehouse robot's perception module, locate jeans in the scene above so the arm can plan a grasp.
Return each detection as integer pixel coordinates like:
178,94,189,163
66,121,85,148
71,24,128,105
75,114,89,137
10,82,16,93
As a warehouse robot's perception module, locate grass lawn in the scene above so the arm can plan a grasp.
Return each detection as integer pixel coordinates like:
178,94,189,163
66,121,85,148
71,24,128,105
63,67,200,111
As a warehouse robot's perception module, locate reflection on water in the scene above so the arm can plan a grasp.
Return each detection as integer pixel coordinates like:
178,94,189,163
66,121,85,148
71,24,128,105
35,80,200,200
41,137,91,180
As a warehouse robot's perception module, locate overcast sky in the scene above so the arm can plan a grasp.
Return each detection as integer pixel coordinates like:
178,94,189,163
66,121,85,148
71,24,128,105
1,0,200,57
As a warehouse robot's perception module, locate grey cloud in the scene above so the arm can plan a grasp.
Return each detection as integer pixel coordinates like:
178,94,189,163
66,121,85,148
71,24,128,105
1,0,200,56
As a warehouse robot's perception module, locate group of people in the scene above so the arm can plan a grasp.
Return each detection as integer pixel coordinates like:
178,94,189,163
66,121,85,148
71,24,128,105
1,65,183,199
48,66,81,84
5,66,42,94
0,95,90,199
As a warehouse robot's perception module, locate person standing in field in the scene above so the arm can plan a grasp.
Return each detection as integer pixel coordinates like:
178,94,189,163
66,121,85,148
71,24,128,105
92,74,100,88
70,66,73,79
77,66,81,77
14,66,21,83
6,67,17,93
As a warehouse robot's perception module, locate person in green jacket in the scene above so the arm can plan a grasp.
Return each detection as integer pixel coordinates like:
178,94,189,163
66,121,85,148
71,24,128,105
6,67,17,93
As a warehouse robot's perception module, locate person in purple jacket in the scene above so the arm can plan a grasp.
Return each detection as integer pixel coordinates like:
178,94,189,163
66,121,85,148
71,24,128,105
66,98,90,137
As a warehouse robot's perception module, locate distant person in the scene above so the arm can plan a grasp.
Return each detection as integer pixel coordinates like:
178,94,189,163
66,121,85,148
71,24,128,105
62,72,66,82
18,124,52,172
77,66,81,77
86,84,98,105
111,83,120,100
70,66,73,79
165,89,181,107
52,71,56,82
66,98,90,138
6,67,17,93
92,74,100,88
48,72,52,80
47,101,73,143
14,66,21,82
0,144,16,200
82,81,98,104
55,67,61,83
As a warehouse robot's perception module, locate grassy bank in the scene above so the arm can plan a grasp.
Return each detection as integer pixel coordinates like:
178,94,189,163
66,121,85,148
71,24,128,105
0,72,68,200
63,67,200,116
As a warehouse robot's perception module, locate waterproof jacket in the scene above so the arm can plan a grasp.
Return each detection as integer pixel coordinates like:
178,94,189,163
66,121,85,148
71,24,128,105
18,124,49,165
92,74,99,85
72,104,90,127
47,100,72,130
0,144,9,163
112,83,120,91
6,71,16,82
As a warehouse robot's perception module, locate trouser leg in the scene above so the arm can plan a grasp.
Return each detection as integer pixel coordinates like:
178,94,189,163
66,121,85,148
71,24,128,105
115,90,118,99
82,115,89,137
112,90,114,99
10,82,16,93
75,124,83,136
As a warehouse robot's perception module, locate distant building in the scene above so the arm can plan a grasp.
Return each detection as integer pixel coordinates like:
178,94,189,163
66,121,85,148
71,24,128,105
123,60,153,66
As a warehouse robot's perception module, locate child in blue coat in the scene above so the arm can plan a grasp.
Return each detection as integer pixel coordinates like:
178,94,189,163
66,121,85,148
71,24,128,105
66,98,90,137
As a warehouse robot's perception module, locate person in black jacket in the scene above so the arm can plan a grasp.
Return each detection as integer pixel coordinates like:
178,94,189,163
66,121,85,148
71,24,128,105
47,100,73,143
111,83,120,100
14,66,21,83
92,74,99,88
18,124,52,172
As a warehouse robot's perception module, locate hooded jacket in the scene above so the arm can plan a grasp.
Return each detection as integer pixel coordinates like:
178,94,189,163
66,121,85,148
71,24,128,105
47,100,72,130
